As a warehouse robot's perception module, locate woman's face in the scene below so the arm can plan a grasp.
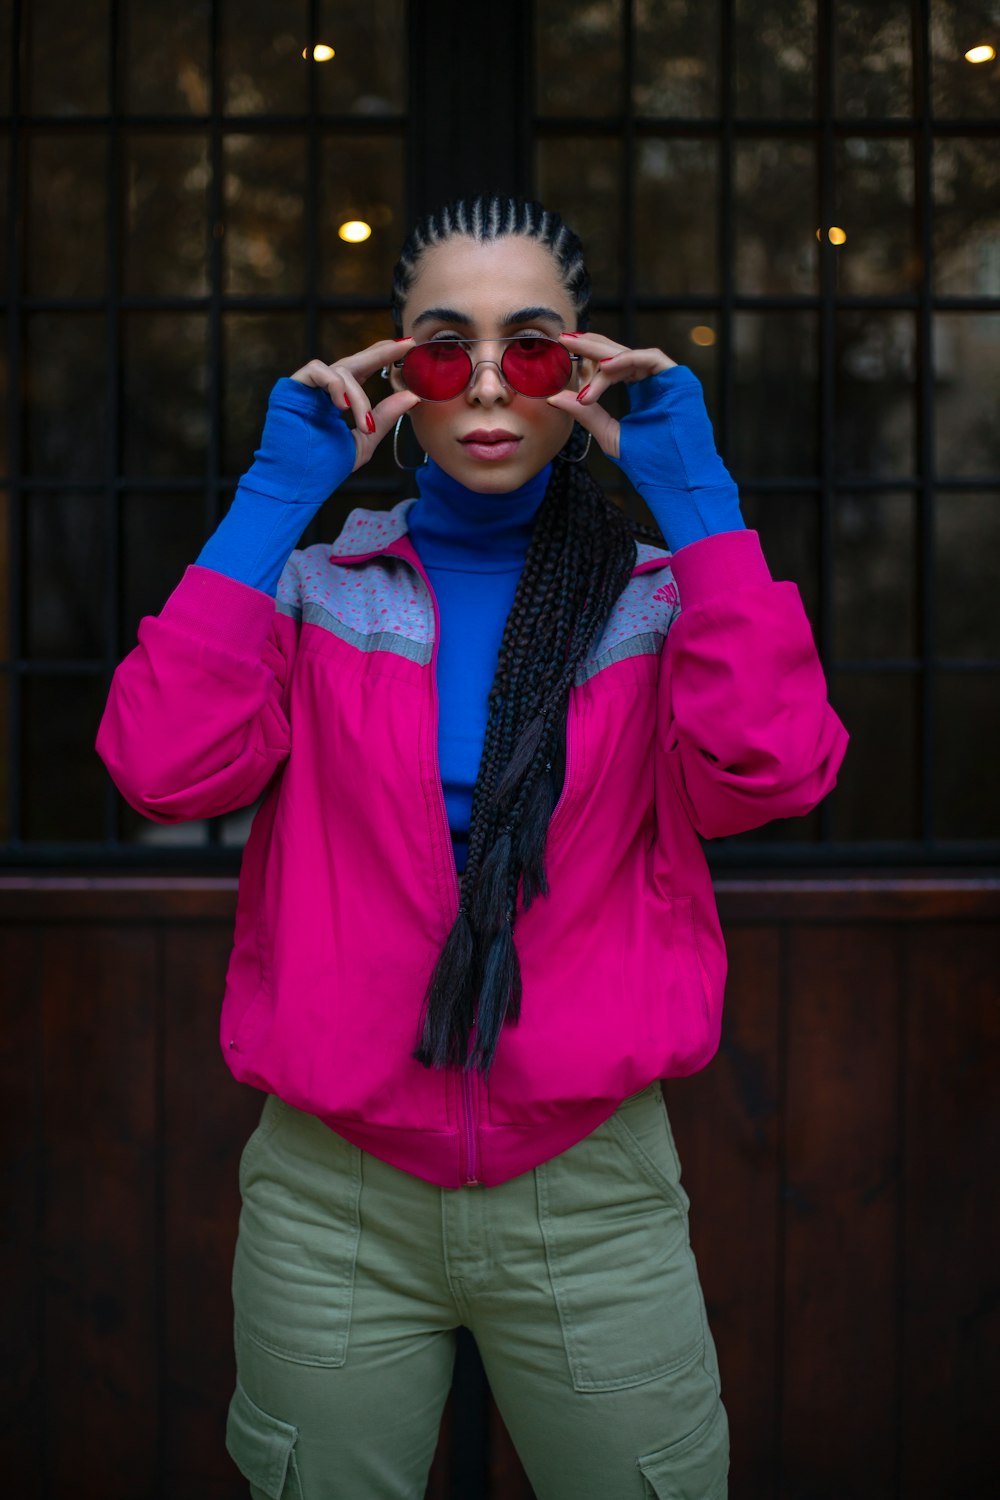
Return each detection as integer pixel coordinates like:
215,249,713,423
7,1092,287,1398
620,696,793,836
392,235,590,493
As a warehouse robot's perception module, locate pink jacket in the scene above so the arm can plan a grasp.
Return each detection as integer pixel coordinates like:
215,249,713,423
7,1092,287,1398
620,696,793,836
96,505,848,1187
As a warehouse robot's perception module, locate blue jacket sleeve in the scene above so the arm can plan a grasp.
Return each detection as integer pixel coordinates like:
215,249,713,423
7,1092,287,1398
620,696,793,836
195,376,357,595
608,364,746,554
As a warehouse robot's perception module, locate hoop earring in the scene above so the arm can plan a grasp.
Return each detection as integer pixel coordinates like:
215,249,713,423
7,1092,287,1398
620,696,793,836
557,430,592,464
393,413,428,471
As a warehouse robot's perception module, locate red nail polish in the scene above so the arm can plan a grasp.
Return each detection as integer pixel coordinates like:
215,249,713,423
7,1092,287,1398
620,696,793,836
577,383,591,402
598,356,615,363
563,331,580,338
393,336,410,342
344,394,351,407
366,411,376,433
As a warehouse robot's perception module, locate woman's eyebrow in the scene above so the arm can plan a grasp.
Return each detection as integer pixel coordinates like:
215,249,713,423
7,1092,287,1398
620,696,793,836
410,305,567,331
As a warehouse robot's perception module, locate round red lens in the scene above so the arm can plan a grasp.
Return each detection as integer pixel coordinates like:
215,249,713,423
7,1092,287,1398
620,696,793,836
502,337,572,397
401,343,471,401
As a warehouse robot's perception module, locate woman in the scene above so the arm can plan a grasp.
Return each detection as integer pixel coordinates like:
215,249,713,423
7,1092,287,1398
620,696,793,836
97,194,848,1499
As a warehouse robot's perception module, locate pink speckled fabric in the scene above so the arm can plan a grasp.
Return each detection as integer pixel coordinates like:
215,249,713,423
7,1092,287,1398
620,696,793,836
96,521,848,1188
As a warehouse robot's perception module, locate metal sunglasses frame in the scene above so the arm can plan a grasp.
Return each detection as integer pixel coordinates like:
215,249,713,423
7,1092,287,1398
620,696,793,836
380,335,584,401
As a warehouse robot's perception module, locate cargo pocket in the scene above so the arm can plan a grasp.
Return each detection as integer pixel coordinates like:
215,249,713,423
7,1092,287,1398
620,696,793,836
226,1381,304,1500
637,1399,729,1499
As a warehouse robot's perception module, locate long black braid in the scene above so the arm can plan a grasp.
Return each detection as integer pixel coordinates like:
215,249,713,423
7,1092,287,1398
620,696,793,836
390,194,664,1076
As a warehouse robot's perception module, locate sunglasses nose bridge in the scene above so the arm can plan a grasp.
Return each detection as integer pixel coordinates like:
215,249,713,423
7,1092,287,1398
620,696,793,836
465,355,509,397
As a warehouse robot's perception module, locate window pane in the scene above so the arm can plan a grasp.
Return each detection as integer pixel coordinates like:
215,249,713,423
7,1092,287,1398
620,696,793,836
834,138,918,295
829,673,919,840
122,314,208,478
25,492,107,659
0,489,9,658
835,312,916,479
741,492,819,627
734,138,817,295
535,0,623,117
222,312,307,479
536,137,623,296
23,675,108,840
121,492,206,647
935,492,1000,659
731,313,818,479
122,0,210,115
221,0,309,116
320,135,405,297
0,673,8,842
123,133,209,297
24,314,107,480
223,133,308,296
933,139,1000,297
634,311,721,414
316,0,407,112
636,138,718,295
0,4,11,113
0,133,9,288
933,314,1000,477
633,0,720,117
26,133,107,296
934,674,1000,838
25,0,110,116
835,0,913,118
0,315,8,478
930,0,1000,120
834,492,917,660
734,0,816,118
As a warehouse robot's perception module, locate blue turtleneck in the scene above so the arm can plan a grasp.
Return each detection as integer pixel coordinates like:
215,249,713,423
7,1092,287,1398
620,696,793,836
406,459,550,872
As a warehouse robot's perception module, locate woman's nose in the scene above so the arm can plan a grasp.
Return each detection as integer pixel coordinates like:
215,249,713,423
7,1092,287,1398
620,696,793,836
465,355,509,402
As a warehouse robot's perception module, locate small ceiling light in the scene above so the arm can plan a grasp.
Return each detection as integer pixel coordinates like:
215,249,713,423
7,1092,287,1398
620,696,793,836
301,43,336,61
338,220,372,244
815,226,848,244
964,44,996,63
689,325,716,347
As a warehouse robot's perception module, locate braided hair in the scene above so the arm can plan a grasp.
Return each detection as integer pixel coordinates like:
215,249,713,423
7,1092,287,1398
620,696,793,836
391,194,664,1076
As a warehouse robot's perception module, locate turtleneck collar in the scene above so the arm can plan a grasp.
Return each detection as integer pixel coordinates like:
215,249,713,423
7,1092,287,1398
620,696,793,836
406,458,552,572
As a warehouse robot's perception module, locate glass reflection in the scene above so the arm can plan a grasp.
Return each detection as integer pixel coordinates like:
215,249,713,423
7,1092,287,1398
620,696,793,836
835,313,916,479
25,0,109,115
633,0,720,117
123,134,209,297
535,0,623,116
734,139,817,295
26,134,107,296
317,0,407,112
25,314,107,480
122,1,210,115
829,673,919,839
834,492,917,660
933,139,1000,297
223,313,307,478
933,314,1000,476
734,0,815,117
221,0,309,115
122,314,209,478
934,492,1000,659
636,138,718,295
833,138,918,294
320,136,405,297
931,0,1000,119
223,134,308,296
731,313,818,478
25,493,107,659
934,675,1000,838
536,137,622,295
835,0,913,118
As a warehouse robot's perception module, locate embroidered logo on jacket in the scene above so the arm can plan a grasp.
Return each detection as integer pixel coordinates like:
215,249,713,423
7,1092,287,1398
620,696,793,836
652,581,680,606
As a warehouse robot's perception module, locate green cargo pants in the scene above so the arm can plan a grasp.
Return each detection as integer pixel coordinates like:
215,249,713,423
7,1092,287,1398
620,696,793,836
225,1080,729,1499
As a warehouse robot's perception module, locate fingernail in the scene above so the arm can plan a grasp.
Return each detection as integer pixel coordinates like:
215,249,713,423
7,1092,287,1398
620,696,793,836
577,384,591,402
344,394,351,407
366,411,376,433
563,331,580,338
598,356,615,363
393,336,410,342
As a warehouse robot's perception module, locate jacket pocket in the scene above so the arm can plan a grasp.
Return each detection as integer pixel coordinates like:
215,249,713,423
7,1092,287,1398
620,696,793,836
226,1380,304,1500
637,1399,729,1499
536,1087,705,1393
233,1098,362,1366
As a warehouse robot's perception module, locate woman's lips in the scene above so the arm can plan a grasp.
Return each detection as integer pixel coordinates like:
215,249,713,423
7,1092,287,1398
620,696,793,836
459,430,523,462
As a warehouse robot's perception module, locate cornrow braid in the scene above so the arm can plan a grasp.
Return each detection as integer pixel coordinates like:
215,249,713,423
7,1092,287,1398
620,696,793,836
391,194,664,1075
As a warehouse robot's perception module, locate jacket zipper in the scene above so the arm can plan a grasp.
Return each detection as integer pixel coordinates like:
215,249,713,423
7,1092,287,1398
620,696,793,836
398,547,480,1186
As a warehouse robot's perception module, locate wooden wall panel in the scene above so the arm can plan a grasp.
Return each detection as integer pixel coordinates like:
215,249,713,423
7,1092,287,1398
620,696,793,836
1,876,997,1499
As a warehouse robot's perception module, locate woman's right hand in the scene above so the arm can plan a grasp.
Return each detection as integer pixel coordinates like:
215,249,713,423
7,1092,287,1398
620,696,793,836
289,337,421,473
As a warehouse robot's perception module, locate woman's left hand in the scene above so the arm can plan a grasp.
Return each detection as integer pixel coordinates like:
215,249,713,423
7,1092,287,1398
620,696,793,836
545,333,677,459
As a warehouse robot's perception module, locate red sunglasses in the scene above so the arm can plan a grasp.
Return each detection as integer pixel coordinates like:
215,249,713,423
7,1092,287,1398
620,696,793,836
384,336,582,402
